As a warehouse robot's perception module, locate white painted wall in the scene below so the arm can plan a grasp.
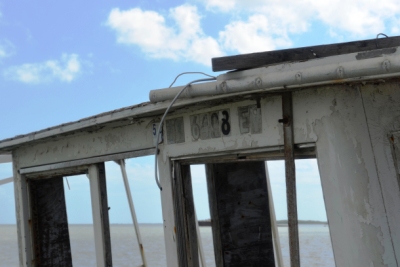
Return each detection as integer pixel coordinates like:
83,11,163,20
11,82,400,266
158,85,399,266
362,84,400,265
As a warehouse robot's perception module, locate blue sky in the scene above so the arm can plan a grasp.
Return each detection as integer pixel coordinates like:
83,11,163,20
0,0,400,224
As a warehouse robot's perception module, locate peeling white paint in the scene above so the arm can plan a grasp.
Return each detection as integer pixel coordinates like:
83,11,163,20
6,82,400,266
357,199,373,225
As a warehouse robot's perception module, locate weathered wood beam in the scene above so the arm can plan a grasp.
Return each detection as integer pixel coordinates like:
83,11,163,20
280,92,300,267
205,164,224,267
14,117,157,169
212,36,400,71
29,177,72,267
206,162,275,267
172,162,199,267
89,163,113,267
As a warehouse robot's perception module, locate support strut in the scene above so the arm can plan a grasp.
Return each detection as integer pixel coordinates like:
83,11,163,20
280,92,300,267
116,159,148,267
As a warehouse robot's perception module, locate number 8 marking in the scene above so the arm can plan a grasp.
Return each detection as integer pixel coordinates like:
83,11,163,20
221,110,231,135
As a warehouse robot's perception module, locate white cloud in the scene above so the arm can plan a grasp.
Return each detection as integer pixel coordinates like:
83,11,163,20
204,0,236,12
4,53,83,84
107,1,400,66
0,40,15,60
204,0,400,37
107,5,224,66
219,14,294,54
310,0,400,36
391,18,400,34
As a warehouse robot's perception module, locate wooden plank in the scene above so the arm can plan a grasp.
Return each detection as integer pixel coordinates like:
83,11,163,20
206,161,275,266
172,161,188,267
29,177,72,267
181,165,199,267
212,36,400,71
13,157,33,267
205,164,224,267
280,92,300,267
172,162,199,267
20,148,155,175
97,163,113,267
89,163,113,267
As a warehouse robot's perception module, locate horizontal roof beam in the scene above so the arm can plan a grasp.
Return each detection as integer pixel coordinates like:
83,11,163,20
212,35,400,71
151,46,400,102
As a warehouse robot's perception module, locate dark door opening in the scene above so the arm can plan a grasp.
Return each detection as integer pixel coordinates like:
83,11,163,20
206,161,275,267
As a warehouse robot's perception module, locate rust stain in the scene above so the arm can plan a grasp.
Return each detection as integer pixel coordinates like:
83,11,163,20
174,226,177,234
332,79,346,83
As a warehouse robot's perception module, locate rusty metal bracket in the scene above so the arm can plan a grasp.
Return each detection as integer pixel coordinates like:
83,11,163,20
281,92,300,267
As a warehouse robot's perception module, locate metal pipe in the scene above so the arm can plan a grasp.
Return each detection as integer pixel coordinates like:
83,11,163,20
149,47,400,103
149,81,218,103
0,177,13,185
281,92,300,267
0,154,12,163
118,159,148,267
265,162,284,267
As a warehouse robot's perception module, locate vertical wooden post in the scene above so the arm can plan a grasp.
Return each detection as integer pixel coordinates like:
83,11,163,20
88,163,113,267
172,162,199,267
15,178,33,266
13,155,33,267
206,162,275,266
280,92,300,267
29,177,72,267
172,162,188,267
205,164,224,267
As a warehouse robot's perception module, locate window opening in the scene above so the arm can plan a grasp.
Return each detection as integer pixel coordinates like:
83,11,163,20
105,156,165,267
267,159,335,267
187,161,277,267
63,174,96,266
190,164,216,267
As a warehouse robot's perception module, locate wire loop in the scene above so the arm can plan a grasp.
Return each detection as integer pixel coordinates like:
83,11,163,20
155,73,216,190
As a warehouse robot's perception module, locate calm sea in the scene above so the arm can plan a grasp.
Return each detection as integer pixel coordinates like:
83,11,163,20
0,224,335,266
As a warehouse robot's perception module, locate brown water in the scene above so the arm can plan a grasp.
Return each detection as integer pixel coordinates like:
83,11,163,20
0,224,334,266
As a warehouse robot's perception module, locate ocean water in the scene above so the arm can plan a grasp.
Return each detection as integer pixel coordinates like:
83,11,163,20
0,224,334,266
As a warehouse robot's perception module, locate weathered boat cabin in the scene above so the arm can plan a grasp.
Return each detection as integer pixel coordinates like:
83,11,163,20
2,36,400,266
